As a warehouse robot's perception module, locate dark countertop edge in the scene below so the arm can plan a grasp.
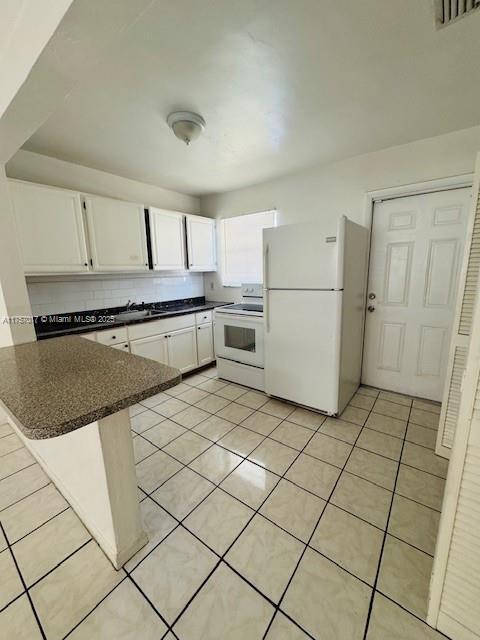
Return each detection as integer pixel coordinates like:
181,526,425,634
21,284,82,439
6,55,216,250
36,301,229,340
11,372,182,441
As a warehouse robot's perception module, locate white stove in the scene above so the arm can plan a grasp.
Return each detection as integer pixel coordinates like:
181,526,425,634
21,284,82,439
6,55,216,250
214,284,265,391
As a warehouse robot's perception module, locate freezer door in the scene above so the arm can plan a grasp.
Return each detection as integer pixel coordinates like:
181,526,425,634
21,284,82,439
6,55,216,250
264,290,342,413
263,219,343,290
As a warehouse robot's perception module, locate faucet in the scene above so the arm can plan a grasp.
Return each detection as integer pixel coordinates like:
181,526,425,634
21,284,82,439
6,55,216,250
126,300,135,311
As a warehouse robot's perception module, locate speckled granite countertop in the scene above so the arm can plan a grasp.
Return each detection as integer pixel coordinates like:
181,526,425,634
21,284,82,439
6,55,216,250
0,336,181,440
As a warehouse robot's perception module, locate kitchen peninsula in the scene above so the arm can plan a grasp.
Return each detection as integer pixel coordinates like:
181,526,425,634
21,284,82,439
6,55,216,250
0,335,181,568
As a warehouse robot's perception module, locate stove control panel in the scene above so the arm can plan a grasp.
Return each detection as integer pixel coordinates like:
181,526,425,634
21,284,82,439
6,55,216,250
241,283,263,299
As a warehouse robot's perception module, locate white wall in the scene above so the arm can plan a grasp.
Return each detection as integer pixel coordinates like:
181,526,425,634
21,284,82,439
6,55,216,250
202,125,480,302
27,273,204,316
7,149,200,214
0,166,35,345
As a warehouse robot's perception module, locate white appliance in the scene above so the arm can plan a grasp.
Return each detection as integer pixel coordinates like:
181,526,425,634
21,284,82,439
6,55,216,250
263,215,369,415
214,284,265,391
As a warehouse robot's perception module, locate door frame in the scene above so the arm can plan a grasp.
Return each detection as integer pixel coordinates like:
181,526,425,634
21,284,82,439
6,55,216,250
360,173,474,389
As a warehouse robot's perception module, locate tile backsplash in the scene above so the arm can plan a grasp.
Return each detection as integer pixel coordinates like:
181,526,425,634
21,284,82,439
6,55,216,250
28,273,204,315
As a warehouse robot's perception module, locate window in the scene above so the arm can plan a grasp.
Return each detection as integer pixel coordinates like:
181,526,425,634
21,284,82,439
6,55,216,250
220,210,276,286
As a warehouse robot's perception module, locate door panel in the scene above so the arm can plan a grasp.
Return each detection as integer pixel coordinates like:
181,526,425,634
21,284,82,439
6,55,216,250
130,334,169,364
197,323,214,366
263,220,341,290
150,208,186,270
363,188,471,400
167,327,198,373
186,216,216,271
265,290,341,413
10,180,89,273
85,195,148,271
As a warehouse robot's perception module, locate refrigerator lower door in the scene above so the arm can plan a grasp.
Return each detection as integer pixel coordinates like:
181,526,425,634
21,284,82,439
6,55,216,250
265,290,342,414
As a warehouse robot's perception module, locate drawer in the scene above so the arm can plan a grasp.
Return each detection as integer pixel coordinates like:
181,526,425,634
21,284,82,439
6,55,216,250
112,342,130,352
127,313,194,340
195,310,212,325
80,332,97,341
96,327,128,345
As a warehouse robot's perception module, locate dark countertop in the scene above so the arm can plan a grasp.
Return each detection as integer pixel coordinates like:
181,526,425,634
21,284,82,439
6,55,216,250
35,298,229,340
0,336,181,440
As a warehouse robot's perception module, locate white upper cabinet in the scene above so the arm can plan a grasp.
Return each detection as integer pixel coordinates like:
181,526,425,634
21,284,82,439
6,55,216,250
186,215,216,271
149,207,186,271
84,195,148,272
10,180,89,274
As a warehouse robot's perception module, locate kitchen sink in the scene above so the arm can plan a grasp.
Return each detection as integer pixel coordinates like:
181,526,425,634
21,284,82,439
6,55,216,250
112,309,166,322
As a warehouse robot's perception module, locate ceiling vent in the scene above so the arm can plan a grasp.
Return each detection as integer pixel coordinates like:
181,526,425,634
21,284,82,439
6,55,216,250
434,0,480,27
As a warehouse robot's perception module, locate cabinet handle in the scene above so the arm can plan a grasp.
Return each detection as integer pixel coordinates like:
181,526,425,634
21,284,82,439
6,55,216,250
84,262,88,267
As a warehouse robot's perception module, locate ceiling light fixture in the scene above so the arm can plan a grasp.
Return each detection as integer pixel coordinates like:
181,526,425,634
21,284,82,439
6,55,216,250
167,111,205,145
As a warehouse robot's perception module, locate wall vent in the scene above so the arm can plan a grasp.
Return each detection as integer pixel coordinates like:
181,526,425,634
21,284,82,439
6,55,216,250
435,0,480,27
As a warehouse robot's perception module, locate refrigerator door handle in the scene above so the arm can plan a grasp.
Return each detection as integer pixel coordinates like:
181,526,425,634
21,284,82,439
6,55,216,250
263,244,269,289
263,243,269,332
264,288,269,332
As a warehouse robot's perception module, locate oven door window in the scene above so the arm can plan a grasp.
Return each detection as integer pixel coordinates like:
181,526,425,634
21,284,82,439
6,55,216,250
224,325,256,352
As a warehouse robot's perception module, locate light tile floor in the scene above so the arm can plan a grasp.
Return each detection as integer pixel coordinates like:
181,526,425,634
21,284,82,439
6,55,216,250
0,365,451,639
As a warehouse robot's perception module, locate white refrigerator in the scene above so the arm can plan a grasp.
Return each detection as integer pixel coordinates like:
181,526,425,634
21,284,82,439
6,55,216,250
263,215,369,415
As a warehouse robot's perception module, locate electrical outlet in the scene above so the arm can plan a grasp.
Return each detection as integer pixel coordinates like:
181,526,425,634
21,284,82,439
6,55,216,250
210,281,214,291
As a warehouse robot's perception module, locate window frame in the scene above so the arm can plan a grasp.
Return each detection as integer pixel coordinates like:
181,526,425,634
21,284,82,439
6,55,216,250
219,209,277,287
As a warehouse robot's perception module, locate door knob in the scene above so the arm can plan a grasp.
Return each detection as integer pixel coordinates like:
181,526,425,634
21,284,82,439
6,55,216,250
367,306,375,312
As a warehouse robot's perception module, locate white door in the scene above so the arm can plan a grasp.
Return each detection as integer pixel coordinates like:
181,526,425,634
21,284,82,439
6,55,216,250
363,188,471,400
130,334,169,364
10,180,89,273
149,208,186,270
265,289,342,414
85,195,148,272
263,219,341,290
196,323,214,366
186,215,216,271
167,327,198,372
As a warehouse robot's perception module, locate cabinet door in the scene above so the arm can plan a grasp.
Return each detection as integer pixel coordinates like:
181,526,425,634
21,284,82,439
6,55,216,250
85,195,148,271
197,323,214,366
186,215,216,271
9,180,89,273
149,208,186,270
167,326,198,373
130,334,169,364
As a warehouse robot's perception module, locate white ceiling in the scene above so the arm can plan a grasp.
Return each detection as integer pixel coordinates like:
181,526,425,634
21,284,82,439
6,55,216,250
22,0,480,195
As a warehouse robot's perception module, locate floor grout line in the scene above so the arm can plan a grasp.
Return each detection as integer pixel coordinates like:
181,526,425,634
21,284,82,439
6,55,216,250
0,521,47,639
0,367,446,639
261,391,380,639
361,399,413,639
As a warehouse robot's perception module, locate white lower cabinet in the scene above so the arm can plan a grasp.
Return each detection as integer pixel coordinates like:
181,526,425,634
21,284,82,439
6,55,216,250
112,342,130,353
167,327,198,373
129,333,169,364
196,323,214,366
80,310,216,371
130,326,197,372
